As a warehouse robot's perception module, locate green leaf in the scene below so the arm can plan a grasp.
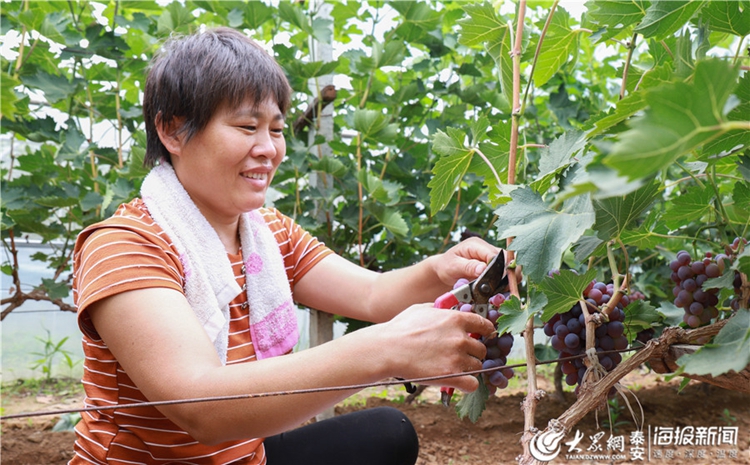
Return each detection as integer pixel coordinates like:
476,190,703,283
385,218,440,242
312,156,347,178
534,11,581,87
367,204,409,237
586,63,673,137
40,278,70,300
572,235,605,262
428,128,473,212
635,0,706,40
458,3,513,104
604,59,740,180
531,130,586,194
538,269,597,321
494,188,596,282
352,109,396,142
663,185,715,230
732,181,750,215
278,1,311,34
678,308,750,377
593,181,660,241
699,0,750,36
585,0,650,42
622,300,661,342
455,375,489,423
657,301,686,327
496,292,547,336
735,247,750,277
244,1,274,29
1,71,20,121
20,71,80,104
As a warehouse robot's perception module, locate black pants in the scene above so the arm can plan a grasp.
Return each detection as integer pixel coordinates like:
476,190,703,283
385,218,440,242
264,407,419,465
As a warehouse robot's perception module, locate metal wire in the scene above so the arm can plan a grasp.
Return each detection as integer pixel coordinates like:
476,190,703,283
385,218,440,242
0,347,641,421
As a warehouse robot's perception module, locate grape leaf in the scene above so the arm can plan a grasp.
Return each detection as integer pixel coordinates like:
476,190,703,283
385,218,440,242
538,269,598,321
736,246,750,277
496,291,547,336
584,0,650,42
634,0,706,40
699,0,750,36
622,299,660,342
458,3,513,104
495,188,596,281
572,235,605,262
534,9,580,87
657,301,686,327
738,154,750,182
604,59,740,180
586,63,673,137
678,308,750,377
352,109,397,143
429,128,473,212
663,184,715,230
455,375,489,423
366,204,409,237
531,130,586,194
593,181,660,241
619,221,669,249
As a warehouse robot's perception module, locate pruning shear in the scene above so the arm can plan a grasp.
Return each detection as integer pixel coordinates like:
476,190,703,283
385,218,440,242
434,250,509,406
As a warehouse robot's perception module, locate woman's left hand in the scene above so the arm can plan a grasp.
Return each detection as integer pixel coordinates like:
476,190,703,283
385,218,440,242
433,237,503,286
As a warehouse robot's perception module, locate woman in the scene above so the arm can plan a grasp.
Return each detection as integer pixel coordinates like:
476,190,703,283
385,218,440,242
71,27,498,465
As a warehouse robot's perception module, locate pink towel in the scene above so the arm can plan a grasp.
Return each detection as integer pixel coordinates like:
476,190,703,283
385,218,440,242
141,163,298,363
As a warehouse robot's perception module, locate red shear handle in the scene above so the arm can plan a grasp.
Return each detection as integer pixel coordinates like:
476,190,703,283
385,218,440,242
434,291,459,309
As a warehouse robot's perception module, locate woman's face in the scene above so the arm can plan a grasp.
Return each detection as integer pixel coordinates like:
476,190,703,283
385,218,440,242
170,99,286,226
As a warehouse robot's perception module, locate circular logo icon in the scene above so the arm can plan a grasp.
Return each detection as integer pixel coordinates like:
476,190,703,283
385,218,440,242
529,429,566,462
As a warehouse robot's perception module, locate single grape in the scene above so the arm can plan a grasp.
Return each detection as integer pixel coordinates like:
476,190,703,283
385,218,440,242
588,288,603,305
607,321,624,338
564,333,580,350
554,322,569,338
489,293,505,307
488,371,508,388
705,263,720,278
688,302,704,316
613,335,628,350
682,278,697,292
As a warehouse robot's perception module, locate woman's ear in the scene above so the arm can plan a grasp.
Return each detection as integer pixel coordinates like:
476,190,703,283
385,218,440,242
155,113,186,156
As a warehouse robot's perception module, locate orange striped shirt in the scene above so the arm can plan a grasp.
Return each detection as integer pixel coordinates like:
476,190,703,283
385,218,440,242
70,198,332,464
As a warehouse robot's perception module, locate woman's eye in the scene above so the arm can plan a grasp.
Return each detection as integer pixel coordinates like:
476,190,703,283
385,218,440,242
242,126,257,131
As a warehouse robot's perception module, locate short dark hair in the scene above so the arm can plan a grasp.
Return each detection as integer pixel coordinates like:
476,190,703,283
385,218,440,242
142,27,292,167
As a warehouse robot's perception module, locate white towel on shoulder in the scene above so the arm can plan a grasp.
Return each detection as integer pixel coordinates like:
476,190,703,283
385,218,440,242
141,163,298,364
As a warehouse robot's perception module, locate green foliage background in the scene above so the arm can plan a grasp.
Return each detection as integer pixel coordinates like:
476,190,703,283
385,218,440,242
2,0,750,405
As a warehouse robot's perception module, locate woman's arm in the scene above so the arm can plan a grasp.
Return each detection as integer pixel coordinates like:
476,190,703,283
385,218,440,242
294,237,502,323
88,285,494,445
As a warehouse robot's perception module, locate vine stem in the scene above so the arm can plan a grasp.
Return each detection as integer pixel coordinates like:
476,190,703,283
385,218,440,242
619,32,638,100
505,2,542,464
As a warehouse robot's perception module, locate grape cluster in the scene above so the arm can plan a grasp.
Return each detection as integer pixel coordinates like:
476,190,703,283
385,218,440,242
669,250,722,329
543,279,642,393
453,279,515,394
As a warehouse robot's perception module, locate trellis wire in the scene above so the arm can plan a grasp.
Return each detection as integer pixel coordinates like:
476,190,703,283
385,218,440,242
0,346,641,421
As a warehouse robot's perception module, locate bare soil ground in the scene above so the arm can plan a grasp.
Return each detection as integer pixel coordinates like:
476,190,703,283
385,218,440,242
2,368,749,464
